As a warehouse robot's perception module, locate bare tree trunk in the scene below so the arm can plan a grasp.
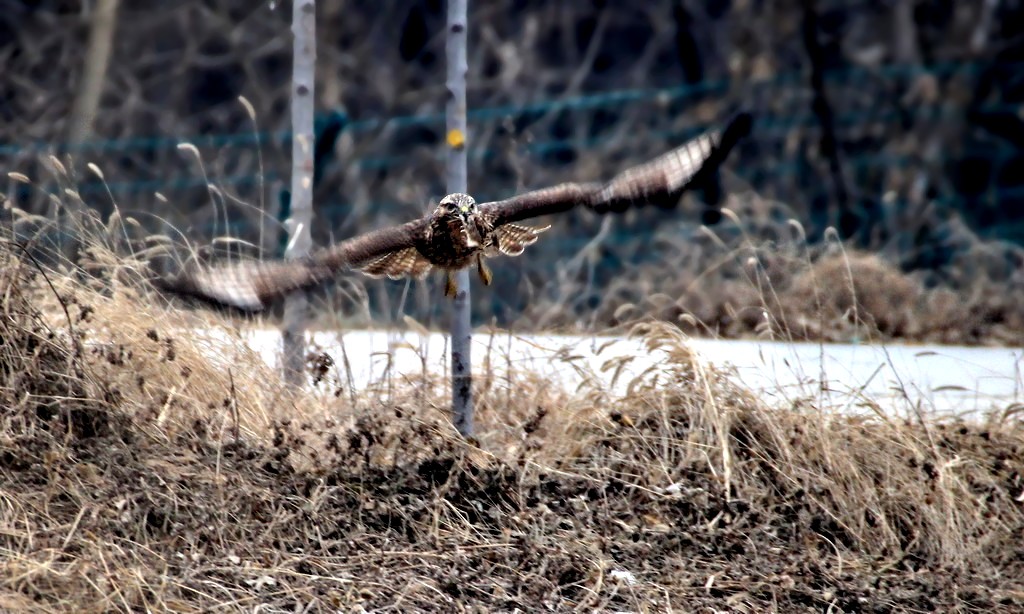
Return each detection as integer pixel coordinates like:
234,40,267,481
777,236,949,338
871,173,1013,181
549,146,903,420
891,0,920,64
447,0,473,437
672,0,704,86
282,0,317,386
62,0,120,263
68,0,120,145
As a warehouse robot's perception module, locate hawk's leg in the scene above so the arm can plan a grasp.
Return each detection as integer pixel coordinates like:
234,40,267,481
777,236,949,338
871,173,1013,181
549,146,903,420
444,271,458,297
476,255,493,286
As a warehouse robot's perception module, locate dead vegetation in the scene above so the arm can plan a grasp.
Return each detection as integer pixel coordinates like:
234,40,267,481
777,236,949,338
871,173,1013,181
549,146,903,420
524,192,1024,346
2,233,1024,613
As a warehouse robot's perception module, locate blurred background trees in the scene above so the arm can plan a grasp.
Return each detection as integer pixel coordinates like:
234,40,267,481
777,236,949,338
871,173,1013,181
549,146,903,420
2,0,1022,333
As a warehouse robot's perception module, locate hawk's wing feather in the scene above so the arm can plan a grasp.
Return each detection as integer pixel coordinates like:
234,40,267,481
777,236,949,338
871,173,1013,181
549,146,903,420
151,259,330,312
154,218,426,311
360,247,433,280
480,112,751,227
313,218,426,270
491,223,550,256
478,182,602,228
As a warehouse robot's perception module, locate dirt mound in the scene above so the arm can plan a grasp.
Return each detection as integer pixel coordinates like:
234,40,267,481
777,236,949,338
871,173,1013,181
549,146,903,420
2,242,1024,612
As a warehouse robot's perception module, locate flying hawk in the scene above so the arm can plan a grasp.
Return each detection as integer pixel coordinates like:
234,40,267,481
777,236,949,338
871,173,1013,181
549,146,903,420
154,113,751,311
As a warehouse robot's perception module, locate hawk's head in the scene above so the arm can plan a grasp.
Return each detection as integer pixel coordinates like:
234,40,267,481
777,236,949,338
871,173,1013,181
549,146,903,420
437,193,478,220
434,193,481,247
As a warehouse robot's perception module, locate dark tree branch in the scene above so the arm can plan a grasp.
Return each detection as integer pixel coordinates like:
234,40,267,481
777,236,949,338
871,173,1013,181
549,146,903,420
800,0,854,239
672,0,704,86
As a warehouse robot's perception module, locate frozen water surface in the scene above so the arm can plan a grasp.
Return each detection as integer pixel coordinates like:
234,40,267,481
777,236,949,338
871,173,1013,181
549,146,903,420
194,328,1022,417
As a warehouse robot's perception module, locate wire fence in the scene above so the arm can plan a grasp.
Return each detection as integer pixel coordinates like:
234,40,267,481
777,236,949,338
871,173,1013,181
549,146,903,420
2,59,1024,296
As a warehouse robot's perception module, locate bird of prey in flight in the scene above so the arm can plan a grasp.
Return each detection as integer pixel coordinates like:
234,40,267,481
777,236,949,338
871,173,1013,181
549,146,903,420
154,113,751,311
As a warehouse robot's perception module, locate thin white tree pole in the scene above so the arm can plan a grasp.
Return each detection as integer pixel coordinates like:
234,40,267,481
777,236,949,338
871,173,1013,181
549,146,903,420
62,0,120,261
446,0,473,437
282,0,316,386
68,0,120,145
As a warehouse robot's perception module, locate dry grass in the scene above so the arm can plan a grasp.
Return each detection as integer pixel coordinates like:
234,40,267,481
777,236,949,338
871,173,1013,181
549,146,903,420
525,192,1024,346
2,228,1024,613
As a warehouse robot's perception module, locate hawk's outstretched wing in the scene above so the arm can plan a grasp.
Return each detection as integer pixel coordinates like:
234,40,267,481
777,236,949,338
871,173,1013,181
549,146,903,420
154,113,751,312
154,218,426,311
479,112,752,227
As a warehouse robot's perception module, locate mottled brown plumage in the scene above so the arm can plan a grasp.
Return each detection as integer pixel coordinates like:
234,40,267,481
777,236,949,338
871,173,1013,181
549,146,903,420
154,113,751,311
356,193,550,296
